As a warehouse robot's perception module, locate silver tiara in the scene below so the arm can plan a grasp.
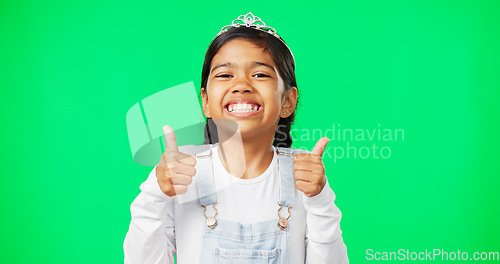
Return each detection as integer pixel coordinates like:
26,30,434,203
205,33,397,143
216,12,295,61
217,12,280,39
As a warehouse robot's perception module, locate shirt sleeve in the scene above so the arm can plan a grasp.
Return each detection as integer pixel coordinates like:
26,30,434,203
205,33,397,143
123,165,176,264
303,179,349,264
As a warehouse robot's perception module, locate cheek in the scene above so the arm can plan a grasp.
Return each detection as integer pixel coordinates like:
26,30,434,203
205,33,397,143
207,91,224,109
266,92,283,114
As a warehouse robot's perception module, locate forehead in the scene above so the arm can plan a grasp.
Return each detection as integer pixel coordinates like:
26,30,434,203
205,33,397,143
211,38,275,66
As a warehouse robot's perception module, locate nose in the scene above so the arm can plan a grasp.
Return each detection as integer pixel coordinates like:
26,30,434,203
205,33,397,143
231,76,254,94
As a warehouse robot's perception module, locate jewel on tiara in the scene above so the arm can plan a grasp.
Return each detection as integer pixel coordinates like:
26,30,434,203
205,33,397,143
217,12,280,39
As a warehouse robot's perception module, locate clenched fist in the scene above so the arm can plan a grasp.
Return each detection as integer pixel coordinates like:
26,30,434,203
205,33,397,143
293,137,329,197
156,125,197,197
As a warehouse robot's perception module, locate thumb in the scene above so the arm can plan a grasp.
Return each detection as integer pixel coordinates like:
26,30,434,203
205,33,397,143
163,125,179,152
312,137,329,157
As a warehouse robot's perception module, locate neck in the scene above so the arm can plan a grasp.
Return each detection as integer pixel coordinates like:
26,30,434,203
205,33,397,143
216,126,276,179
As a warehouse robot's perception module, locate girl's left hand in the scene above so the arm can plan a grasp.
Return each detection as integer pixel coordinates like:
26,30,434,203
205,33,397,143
293,137,329,197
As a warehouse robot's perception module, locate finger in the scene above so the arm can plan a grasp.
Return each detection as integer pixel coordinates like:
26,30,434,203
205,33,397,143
171,174,194,185
294,161,323,173
295,180,312,193
165,151,197,166
295,180,321,197
294,170,313,182
163,125,179,152
312,137,329,157
168,162,196,177
173,185,188,195
293,159,312,172
293,154,321,163
176,154,197,166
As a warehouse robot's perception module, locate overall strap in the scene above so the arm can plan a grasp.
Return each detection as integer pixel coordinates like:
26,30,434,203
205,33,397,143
196,148,217,206
276,147,295,208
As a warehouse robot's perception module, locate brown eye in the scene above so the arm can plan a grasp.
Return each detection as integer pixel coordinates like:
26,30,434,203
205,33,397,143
253,73,271,78
216,74,233,78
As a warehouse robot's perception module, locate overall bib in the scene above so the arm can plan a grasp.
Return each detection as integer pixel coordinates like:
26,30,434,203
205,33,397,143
195,146,295,264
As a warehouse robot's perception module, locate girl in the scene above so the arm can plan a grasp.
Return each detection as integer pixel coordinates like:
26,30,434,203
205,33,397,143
124,12,349,264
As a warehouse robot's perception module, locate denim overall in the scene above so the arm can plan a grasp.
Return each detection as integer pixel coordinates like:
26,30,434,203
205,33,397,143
194,146,295,264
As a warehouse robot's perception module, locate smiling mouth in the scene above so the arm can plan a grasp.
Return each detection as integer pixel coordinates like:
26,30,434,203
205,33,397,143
225,102,262,113
224,102,263,116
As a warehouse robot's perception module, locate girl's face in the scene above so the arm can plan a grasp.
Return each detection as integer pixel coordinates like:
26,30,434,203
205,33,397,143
201,38,297,139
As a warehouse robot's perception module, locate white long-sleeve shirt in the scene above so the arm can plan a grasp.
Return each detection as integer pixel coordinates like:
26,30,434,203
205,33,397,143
124,144,349,263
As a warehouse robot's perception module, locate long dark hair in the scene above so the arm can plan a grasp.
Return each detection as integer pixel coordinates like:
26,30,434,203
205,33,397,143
201,26,298,148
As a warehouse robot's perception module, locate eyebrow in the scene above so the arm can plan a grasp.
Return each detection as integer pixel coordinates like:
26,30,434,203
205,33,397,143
210,61,276,73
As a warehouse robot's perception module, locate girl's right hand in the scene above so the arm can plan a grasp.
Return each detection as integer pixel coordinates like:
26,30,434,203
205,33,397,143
156,125,197,197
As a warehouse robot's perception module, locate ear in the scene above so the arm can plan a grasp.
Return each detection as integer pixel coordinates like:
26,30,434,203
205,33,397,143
280,86,298,118
201,87,211,118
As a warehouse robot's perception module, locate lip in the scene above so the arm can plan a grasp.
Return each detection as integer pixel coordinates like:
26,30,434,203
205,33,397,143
224,98,263,118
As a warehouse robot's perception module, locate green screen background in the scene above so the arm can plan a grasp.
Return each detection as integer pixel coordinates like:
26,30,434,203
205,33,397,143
1,0,499,263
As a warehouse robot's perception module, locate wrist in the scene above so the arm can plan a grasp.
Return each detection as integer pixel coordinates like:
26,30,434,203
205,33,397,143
303,179,334,205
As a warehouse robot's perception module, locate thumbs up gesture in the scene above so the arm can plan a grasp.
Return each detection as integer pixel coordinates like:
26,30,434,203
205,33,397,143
156,125,197,197
293,137,329,197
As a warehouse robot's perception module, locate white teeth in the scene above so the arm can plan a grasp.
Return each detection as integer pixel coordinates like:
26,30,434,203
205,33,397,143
227,103,260,113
